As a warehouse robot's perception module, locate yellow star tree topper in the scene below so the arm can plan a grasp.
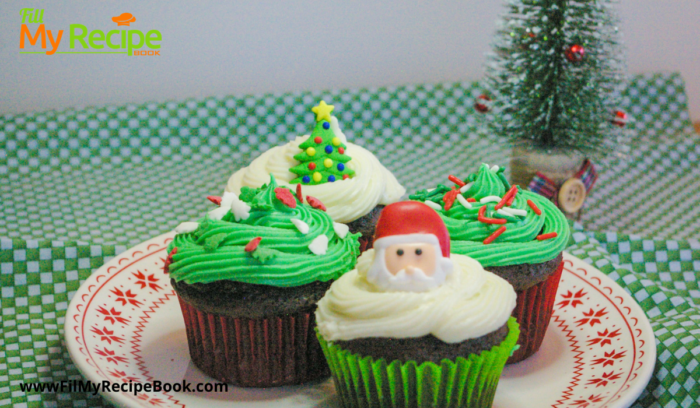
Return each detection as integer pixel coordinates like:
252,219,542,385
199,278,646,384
311,100,334,122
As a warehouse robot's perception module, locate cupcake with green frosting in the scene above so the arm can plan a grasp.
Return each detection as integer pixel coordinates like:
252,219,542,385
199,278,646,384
409,163,570,363
316,201,519,408
166,175,361,387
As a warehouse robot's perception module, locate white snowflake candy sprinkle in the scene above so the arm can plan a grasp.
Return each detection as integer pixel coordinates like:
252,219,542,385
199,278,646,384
333,222,349,239
309,235,329,255
230,195,251,222
174,222,199,234
456,194,472,209
291,218,310,234
424,200,442,211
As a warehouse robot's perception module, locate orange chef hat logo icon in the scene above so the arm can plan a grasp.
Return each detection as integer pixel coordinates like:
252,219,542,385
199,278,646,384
112,13,136,26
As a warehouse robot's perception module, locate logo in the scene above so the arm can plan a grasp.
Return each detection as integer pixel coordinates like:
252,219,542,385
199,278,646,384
19,8,161,56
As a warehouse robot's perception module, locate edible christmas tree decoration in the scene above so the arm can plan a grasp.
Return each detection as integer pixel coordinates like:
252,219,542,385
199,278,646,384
565,44,585,62
611,110,628,127
290,101,356,185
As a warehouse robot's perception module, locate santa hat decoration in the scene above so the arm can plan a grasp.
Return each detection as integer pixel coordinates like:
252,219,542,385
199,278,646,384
373,201,451,258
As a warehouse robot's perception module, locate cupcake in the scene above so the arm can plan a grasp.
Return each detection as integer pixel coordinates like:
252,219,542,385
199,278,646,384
409,163,570,363
316,201,519,408
166,175,361,387
226,100,405,250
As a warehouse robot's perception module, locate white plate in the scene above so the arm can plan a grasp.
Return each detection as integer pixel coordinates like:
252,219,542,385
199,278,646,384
65,232,655,408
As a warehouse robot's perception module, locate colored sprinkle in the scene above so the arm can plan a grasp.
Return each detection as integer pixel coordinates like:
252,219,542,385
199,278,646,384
456,194,472,209
328,175,336,182
506,191,517,206
323,121,330,129
296,184,303,203
342,174,349,180
443,188,460,211
324,158,333,168
478,205,507,225
337,163,345,171
314,136,322,144
207,195,222,206
306,196,326,211
424,200,442,211
480,195,501,204
484,226,507,245
537,232,558,241
308,162,316,170
325,145,333,154
244,237,262,252
459,182,474,193
332,137,341,146
527,199,542,215
467,198,477,203
302,175,311,184
274,187,297,208
495,185,518,210
338,147,345,154
448,175,466,187
306,147,316,156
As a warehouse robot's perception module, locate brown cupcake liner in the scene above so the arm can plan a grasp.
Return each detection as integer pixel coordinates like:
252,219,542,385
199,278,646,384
507,259,564,364
177,296,329,387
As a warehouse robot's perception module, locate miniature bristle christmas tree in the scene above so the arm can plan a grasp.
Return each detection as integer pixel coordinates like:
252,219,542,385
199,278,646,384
290,101,355,185
484,0,626,155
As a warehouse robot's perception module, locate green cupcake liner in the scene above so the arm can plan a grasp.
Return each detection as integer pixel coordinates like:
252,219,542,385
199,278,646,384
317,317,520,408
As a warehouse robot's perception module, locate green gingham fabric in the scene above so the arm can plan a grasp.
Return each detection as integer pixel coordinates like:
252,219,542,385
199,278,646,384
1,72,699,407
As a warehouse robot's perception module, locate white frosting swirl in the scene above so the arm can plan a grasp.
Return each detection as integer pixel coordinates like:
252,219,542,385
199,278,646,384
225,117,405,223
315,250,516,343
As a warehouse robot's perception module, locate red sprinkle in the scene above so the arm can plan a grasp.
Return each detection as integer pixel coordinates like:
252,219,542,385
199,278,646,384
448,175,466,187
467,198,477,203
296,184,303,203
478,205,507,225
274,188,297,208
443,188,460,211
527,199,542,215
495,185,518,210
306,196,326,211
484,226,507,245
245,237,262,252
163,247,177,273
537,232,558,241
207,196,222,206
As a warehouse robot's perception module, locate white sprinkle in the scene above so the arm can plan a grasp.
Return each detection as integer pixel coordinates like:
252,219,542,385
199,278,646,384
174,222,199,234
426,188,435,192
496,209,515,218
309,235,329,255
459,182,473,193
500,207,527,217
291,218,310,234
333,222,349,239
490,165,500,172
480,196,501,203
424,200,442,211
456,194,472,209
230,195,251,222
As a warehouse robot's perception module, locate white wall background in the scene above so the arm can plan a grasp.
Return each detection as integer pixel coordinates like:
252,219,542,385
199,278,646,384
1,0,698,119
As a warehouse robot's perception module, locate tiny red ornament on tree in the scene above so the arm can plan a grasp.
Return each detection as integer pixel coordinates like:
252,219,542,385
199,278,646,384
474,94,492,113
565,44,585,62
611,110,628,127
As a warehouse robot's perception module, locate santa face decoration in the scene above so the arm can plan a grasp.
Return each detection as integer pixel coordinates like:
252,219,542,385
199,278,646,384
365,202,454,293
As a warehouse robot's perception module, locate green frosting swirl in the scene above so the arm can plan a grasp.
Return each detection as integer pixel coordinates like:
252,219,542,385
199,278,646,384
409,164,570,267
168,175,361,286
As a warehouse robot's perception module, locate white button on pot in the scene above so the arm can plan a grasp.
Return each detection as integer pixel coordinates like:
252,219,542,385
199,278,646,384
558,178,587,213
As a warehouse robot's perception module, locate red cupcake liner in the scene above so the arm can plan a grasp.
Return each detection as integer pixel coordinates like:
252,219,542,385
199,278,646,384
177,296,329,387
507,259,564,364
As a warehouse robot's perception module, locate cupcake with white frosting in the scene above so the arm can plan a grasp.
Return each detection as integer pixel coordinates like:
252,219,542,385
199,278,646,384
315,201,519,408
226,100,405,251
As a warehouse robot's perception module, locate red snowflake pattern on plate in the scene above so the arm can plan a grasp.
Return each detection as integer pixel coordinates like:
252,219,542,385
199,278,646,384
65,234,655,408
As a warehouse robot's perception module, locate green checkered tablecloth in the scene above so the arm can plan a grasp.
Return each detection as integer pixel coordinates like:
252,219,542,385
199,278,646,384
1,72,699,407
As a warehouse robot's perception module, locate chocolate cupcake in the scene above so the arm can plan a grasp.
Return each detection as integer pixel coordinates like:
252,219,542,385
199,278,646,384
315,202,519,408
410,163,570,363
226,101,405,251
166,175,361,387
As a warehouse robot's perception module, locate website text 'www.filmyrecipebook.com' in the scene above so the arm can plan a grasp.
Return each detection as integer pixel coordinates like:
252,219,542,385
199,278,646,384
19,379,228,395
